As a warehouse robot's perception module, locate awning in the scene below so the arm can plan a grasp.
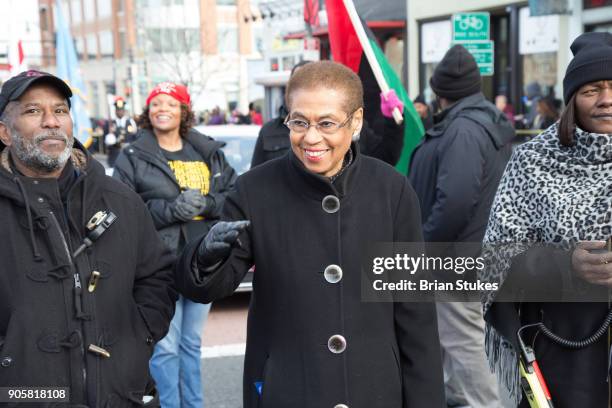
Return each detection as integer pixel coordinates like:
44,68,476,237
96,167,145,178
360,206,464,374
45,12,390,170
352,0,405,22
284,20,405,40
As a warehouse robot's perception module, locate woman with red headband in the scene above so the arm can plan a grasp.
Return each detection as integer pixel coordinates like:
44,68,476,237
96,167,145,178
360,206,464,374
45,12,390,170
114,82,237,408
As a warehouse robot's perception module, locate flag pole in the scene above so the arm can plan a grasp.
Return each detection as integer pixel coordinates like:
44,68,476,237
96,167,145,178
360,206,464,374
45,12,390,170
342,0,403,124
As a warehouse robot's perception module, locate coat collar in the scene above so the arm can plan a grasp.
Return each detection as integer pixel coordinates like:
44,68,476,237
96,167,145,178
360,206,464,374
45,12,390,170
428,92,487,138
127,128,225,184
285,142,361,200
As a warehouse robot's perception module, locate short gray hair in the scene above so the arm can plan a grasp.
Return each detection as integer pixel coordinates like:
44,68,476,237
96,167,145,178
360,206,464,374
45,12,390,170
0,101,18,129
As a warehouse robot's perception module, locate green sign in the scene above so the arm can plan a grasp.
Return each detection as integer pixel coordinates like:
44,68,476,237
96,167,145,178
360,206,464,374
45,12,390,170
453,12,490,42
454,41,494,76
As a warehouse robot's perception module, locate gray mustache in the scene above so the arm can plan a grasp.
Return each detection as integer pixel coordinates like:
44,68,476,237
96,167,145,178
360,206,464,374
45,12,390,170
34,131,69,144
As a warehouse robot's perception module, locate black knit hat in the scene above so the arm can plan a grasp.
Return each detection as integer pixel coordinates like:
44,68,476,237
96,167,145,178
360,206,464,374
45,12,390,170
430,44,481,100
563,32,612,104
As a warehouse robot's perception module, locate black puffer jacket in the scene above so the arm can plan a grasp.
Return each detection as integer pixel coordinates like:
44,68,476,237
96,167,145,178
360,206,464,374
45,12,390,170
113,129,237,253
409,92,515,244
0,142,176,407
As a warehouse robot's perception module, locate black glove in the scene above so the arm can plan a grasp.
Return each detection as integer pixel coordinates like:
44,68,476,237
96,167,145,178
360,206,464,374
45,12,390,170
196,220,250,268
172,189,208,222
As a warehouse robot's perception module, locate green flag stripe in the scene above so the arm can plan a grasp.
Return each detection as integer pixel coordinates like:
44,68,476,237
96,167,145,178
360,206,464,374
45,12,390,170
369,38,424,175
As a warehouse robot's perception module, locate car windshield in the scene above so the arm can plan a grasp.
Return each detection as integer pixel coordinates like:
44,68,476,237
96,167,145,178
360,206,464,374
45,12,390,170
215,136,256,175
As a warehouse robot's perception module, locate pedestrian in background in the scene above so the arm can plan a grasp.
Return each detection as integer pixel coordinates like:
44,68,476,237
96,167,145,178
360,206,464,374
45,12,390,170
409,44,515,408
207,106,225,125
495,94,515,127
105,97,137,167
249,102,263,125
533,96,560,130
0,70,176,407
413,94,434,130
176,61,445,408
481,32,612,408
113,82,237,408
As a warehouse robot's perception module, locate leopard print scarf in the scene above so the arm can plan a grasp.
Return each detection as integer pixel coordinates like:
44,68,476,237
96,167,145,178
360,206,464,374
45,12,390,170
479,123,612,404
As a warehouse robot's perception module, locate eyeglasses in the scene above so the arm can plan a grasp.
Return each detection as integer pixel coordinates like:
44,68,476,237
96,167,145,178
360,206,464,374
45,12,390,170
284,111,355,135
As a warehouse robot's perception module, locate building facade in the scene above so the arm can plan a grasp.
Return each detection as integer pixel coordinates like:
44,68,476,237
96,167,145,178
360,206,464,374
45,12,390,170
38,0,261,119
0,0,43,82
407,0,612,117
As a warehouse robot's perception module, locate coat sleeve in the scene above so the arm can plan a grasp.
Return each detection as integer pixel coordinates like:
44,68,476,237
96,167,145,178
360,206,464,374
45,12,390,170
176,179,252,303
205,149,238,219
112,150,180,230
358,117,404,166
422,125,484,242
132,196,178,342
393,179,445,408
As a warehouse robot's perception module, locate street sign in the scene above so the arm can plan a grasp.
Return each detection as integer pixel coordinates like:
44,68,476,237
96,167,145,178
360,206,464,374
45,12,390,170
452,12,490,42
455,41,494,76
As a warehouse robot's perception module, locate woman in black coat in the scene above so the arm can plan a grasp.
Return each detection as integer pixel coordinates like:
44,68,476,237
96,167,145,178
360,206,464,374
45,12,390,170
176,61,444,408
113,82,236,408
481,32,612,407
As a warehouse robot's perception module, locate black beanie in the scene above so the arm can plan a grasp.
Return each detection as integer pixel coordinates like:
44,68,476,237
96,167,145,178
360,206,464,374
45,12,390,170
430,44,481,100
563,32,612,104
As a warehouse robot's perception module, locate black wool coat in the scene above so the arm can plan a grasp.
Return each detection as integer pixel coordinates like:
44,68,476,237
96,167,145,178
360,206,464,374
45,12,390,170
113,128,237,252
177,145,445,408
0,143,177,407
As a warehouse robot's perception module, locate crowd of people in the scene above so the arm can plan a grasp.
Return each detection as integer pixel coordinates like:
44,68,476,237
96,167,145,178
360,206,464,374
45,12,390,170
0,31,610,408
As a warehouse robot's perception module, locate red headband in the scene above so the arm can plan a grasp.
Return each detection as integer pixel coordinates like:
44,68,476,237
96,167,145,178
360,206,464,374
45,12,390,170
146,82,191,106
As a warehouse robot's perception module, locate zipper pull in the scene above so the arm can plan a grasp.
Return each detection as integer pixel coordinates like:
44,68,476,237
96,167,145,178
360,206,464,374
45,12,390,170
88,271,100,293
73,273,86,319
74,273,82,289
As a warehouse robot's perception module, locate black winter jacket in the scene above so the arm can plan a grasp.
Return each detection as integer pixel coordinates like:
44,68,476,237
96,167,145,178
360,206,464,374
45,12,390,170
177,145,445,408
251,114,404,167
0,143,177,407
113,129,237,253
409,92,515,244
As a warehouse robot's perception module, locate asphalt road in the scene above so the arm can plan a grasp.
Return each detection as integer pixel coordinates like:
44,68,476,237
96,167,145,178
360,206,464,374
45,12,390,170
201,293,250,408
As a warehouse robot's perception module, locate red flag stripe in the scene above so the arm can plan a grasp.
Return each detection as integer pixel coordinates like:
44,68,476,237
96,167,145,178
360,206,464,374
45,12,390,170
18,40,24,65
304,0,320,27
325,0,363,73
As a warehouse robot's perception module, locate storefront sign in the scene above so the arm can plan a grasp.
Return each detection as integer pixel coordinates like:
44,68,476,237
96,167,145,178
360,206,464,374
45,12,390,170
456,41,494,76
519,7,560,54
452,12,490,42
421,20,452,63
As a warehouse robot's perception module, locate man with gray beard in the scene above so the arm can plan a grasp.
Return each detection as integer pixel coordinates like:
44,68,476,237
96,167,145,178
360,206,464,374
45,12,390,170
0,70,177,407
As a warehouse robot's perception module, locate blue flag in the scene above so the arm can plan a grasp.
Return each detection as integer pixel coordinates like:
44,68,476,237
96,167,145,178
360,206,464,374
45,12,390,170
54,0,92,147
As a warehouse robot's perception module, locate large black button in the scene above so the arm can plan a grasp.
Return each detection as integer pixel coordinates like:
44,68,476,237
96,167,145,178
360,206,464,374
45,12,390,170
146,336,154,346
322,195,340,214
1,357,12,367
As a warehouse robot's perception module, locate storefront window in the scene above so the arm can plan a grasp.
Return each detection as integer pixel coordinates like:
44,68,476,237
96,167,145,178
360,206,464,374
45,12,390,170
518,7,560,124
384,36,404,81
86,33,98,59
586,23,612,33
419,20,452,104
